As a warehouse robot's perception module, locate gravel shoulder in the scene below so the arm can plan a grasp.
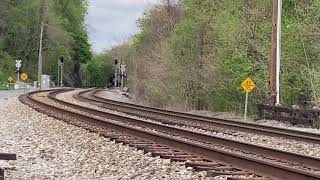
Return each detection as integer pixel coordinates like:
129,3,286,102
97,90,320,134
0,97,209,179
96,89,133,104
255,119,320,134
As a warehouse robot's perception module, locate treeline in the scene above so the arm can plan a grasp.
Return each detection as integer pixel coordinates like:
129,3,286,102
0,0,91,86
81,52,113,87
108,0,320,112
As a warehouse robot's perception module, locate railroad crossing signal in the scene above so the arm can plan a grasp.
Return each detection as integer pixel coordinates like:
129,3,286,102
15,60,22,82
120,64,126,75
21,73,28,81
7,76,13,82
241,77,256,93
15,60,22,68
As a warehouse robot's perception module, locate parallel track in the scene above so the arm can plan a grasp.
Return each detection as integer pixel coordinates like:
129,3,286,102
78,89,320,144
19,89,320,180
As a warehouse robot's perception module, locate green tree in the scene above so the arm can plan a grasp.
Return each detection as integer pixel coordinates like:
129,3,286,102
109,0,320,113
0,0,91,86
84,52,113,87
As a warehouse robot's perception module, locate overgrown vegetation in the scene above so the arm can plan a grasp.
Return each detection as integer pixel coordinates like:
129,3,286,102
81,52,113,87
109,0,320,112
0,0,92,87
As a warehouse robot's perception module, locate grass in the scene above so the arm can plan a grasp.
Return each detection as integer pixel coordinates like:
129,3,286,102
0,83,13,91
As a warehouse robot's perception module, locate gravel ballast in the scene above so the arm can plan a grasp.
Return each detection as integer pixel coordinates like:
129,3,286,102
0,97,211,179
95,90,133,104
57,90,320,158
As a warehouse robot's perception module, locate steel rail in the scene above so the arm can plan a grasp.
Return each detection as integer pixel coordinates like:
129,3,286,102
19,90,320,180
80,89,320,144
49,90,320,179
47,90,320,170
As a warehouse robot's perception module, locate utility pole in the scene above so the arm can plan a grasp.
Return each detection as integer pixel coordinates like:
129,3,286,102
57,56,64,87
60,62,63,87
271,0,282,105
38,22,44,90
57,60,60,87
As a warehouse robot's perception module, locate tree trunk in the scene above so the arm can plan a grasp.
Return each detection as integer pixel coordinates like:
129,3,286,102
194,21,207,110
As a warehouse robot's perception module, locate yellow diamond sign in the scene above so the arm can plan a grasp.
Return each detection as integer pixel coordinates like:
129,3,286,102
7,76,13,82
241,77,255,93
21,73,28,81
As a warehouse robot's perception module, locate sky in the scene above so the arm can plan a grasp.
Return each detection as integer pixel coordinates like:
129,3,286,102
86,0,159,53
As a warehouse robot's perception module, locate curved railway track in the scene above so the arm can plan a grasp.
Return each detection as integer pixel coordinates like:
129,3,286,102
77,89,320,144
19,89,320,180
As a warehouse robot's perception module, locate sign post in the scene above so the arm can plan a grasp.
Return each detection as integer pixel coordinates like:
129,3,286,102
244,93,249,122
58,57,64,87
241,77,256,121
57,59,60,87
114,59,118,88
15,60,22,82
21,73,28,93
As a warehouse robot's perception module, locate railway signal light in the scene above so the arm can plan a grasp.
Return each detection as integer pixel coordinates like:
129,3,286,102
114,59,118,65
59,56,64,65
58,56,64,87
14,67,22,74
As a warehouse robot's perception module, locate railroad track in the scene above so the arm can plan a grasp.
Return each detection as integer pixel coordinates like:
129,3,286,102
19,89,320,180
77,89,320,144
0,153,16,180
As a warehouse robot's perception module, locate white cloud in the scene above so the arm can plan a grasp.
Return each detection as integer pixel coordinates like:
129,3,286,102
86,0,160,52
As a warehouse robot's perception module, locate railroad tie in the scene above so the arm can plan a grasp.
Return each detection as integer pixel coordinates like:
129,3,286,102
0,168,4,180
0,153,17,180
0,154,16,161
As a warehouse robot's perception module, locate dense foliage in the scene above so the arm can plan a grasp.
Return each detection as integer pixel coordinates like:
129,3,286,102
0,0,91,87
81,52,113,87
109,0,320,113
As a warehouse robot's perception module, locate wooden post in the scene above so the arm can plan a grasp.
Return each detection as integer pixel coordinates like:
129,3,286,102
271,0,282,105
271,0,278,104
0,168,4,180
